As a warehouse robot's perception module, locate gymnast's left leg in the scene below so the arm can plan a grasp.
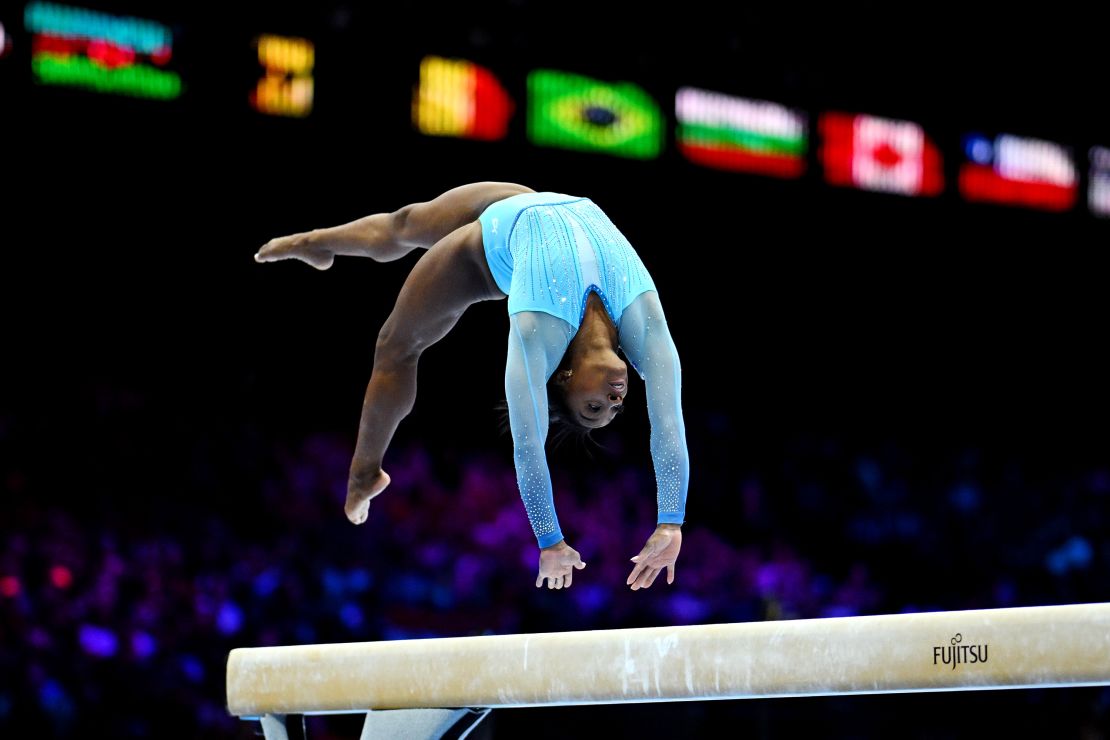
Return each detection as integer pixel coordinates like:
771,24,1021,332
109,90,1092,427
254,181,534,268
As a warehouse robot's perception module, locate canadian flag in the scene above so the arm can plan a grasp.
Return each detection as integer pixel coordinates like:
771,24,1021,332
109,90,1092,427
820,112,944,196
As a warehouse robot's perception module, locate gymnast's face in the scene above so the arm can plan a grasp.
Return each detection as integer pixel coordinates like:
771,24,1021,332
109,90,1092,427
556,356,628,428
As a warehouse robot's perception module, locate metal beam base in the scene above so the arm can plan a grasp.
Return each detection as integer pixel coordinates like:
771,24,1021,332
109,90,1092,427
254,708,492,740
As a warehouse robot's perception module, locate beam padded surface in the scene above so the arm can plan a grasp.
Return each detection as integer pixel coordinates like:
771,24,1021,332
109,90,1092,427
227,602,1110,716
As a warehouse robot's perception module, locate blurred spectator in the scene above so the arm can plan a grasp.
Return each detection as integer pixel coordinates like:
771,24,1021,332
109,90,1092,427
2,391,1108,737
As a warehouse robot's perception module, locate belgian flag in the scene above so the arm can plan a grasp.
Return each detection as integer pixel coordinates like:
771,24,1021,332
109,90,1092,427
413,56,513,141
527,69,663,159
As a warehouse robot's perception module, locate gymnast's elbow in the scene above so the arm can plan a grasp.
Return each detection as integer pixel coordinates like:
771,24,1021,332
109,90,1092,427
373,328,422,370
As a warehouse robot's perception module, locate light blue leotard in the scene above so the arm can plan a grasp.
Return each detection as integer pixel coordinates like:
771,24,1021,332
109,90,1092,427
478,191,689,548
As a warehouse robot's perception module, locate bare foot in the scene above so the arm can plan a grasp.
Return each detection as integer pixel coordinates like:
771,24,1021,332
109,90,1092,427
345,469,391,525
254,231,334,271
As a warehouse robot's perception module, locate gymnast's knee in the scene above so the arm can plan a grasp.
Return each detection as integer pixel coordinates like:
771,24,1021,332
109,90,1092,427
373,329,421,372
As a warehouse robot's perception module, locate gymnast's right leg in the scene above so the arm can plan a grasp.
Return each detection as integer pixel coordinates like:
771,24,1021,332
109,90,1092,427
254,181,534,269
343,219,503,525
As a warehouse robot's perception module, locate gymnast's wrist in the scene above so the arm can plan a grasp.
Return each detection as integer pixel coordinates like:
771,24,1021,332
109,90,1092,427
541,538,568,551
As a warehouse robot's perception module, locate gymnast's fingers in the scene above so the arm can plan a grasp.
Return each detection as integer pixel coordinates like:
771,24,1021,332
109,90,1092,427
631,567,655,590
627,558,649,585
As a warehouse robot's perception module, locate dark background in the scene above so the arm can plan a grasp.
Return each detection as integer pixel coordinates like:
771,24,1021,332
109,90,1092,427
5,3,1109,738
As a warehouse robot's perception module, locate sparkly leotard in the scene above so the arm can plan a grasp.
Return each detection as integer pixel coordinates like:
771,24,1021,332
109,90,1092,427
478,191,688,548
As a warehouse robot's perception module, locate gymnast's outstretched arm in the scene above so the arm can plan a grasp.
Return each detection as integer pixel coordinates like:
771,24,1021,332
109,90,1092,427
617,290,687,590
504,311,588,589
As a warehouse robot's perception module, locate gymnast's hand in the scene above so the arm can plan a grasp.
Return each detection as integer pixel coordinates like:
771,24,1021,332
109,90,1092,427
627,525,681,590
536,540,586,590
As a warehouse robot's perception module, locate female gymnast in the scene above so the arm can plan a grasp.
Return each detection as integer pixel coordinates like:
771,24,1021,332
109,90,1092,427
255,182,687,592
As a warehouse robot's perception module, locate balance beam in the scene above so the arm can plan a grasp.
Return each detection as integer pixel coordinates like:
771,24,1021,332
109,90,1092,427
227,602,1110,737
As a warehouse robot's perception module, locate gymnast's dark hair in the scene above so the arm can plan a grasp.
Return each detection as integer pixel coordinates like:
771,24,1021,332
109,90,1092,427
494,373,605,457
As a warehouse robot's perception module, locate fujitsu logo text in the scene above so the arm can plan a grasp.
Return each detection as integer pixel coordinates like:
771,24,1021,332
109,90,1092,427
933,633,989,670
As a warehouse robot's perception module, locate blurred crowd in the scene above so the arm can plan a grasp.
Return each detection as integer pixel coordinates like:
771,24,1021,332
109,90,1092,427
2,391,1108,737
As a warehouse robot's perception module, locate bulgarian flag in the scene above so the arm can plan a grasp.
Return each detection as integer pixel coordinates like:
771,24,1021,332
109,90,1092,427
527,69,663,159
959,133,1077,212
413,55,513,141
820,112,944,196
675,87,807,178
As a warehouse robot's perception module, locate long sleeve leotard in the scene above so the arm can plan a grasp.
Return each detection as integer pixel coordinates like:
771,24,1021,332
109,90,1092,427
503,292,688,547
480,191,688,548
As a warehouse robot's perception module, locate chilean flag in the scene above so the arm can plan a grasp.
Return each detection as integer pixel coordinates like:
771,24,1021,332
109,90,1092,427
959,133,1077,212
819,112,944,196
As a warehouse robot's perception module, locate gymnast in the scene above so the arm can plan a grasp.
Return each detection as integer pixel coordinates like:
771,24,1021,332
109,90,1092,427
255,182,687,592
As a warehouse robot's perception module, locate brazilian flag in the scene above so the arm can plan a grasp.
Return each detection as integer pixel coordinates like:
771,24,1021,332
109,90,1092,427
527,70,663,159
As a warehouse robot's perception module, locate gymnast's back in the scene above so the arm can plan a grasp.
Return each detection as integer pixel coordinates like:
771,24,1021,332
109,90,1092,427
477,191,659,340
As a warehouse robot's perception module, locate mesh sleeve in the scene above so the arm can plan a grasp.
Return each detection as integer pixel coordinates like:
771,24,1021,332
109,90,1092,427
618,291,689,525
504,311,575,547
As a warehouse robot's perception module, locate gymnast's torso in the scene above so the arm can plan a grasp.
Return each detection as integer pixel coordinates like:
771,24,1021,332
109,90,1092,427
477,191,659,335
481,191,687,548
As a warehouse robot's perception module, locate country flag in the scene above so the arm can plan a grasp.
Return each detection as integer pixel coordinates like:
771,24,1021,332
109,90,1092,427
251,35,314,118
1087,146,1110,218
528,69,663,159
959,133,1077,211
675,87,806,178
820,112,943,196
413,56,513,141
24,2,181,99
